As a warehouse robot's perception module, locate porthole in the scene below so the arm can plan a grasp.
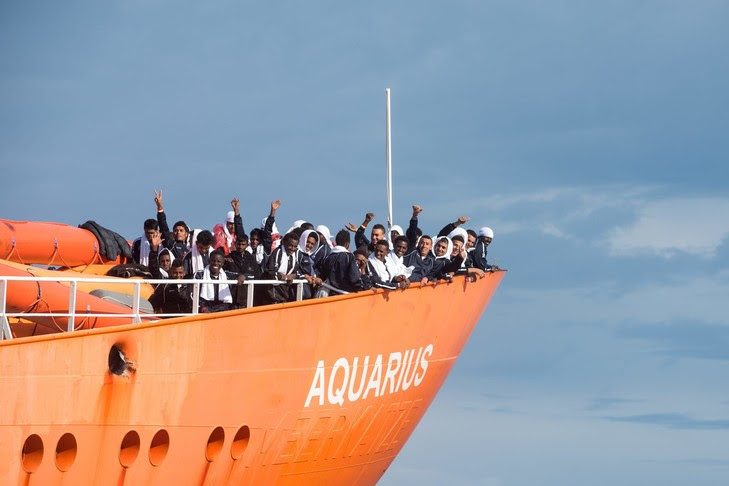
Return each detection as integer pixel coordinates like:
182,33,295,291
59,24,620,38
119,430,140,468
21,434,43,473
205,427,225,462
149,429,170,466
231,425,250,460
55,433,77,471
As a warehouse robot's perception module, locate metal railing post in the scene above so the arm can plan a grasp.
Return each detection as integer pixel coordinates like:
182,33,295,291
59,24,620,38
67,280,77,332
0,280,12,340
296,282,303,302
192,281,200,315
246,282,255,309
132,281,141,323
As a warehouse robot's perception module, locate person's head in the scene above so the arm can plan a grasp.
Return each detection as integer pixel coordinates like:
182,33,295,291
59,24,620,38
291,227,305,239
283,233,299,256
298,229,319,255
451,235,464,256
390,224,404,241
173,221,189,242
335,229,350,248
235,233,249,253
316,225,333,247
466,229,477,249
225,211,235,234
393,235,409,258
143,219,159,241
374,240,389,261
354,246,369,271
196,230,214,255
249,228,263,249
170,259,185,279
300,222,315,231
159,249,172,272
209,249,226,276
371,224,386,246
417,235,432,257
478,227,494,246
434,237,449,257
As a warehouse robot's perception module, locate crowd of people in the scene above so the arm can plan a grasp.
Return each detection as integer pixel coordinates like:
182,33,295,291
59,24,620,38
136,191,500,315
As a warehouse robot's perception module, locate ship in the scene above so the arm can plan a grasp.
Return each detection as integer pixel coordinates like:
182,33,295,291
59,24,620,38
0,218,504,484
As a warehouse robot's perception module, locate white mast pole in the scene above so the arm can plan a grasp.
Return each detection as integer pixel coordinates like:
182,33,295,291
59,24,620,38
385,88,393,231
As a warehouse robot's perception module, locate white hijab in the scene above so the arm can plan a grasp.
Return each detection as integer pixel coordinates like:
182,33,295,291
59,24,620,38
298,229,320,255
447,227,468,244
199,266,232,303
222,211,235,249
388,224,404,243
432,236,453,260
316,225,334,248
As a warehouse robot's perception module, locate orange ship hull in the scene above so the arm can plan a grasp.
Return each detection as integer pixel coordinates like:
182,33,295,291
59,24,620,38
0,271,504,485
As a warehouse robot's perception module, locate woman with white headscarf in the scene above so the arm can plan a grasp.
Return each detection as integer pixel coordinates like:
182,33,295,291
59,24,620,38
297,229,322,299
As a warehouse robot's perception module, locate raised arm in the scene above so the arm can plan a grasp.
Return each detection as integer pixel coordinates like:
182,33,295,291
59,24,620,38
262,200,281,254
406,205,423,253
354,212,374,249
438,216,469,237
154,190,171,238
231,197,245,237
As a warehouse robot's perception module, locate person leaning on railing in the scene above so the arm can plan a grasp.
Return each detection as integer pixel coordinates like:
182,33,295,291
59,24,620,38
193,250,246,313
224,233,262,308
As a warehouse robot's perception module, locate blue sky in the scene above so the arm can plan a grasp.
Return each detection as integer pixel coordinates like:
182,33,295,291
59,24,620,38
2,1,729,484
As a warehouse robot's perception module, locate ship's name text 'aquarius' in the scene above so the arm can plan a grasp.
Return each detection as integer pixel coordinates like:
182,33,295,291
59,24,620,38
304,344,434,408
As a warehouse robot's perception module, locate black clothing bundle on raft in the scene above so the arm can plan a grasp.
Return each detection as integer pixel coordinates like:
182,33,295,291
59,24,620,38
78,221,132,261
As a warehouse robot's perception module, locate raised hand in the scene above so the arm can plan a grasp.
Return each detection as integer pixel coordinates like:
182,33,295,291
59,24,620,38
154,190,163,211
231,197,240,215
150,231,162,251
344,223,357,232
270,199,282,215
456,216,470,225
364,212,375,222
412,205,423,217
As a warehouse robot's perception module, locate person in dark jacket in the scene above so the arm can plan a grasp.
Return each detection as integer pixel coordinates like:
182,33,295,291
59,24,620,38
471,227,500,271
317,230,363,294
154,190,190,259
345,212,386,253
404,235,434,285
148,259,192,315
405,205,424,253
430,236,465,281
193,250,246,313
132,218,159,266
263,232,301,304
248,199,280,272
224,234,263,308
182,230,215,277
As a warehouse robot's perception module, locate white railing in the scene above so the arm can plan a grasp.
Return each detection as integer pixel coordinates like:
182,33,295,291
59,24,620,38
0,275,326,341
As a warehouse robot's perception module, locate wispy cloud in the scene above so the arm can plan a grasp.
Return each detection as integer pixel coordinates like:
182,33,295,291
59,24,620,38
608,197,729,258
441,185,729,259
585,397,644,411
603,413,729,430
